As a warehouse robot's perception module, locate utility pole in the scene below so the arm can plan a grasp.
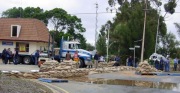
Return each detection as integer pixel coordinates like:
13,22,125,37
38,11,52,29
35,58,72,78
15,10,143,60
106,24,110,62
140,0,147,62
48,34,50,58
95,3,98,50
155,6,161,53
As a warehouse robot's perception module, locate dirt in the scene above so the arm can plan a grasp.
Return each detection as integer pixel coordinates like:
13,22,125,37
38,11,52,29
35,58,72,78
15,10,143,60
0,73,53,93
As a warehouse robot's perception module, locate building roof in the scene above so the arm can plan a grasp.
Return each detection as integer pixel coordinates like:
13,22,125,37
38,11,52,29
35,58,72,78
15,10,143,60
0,18,51,42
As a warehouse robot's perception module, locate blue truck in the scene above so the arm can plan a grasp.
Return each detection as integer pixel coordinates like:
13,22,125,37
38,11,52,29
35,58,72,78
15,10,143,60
53,39,93,68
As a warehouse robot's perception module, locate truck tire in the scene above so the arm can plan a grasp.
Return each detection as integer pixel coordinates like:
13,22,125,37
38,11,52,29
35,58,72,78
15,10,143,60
23,56,31,64
79,58,86,68
16,56,22,64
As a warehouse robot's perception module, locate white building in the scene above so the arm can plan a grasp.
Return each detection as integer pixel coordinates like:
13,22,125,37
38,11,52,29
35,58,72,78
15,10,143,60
0,18,52,64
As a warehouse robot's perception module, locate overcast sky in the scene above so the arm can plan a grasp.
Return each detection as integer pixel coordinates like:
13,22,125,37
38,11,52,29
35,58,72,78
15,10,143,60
0,0,180,45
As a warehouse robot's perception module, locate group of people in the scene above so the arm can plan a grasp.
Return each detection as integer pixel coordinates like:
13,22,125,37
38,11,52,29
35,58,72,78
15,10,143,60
126,56,139,67
65,51,79,61
1,48,19,65
153,57,170,72
65,50,80,68
65,51,107,68
172,57,180,71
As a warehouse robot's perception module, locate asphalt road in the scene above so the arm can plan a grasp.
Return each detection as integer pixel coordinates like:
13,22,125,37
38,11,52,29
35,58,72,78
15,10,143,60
52,73,180,93
50,81,179,93
0,59,39,72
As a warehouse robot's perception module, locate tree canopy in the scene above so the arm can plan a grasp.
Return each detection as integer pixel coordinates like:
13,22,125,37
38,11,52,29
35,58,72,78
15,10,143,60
96,0,177,62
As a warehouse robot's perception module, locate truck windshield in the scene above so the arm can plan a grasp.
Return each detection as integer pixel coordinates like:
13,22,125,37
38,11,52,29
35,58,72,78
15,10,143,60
75,44,80,49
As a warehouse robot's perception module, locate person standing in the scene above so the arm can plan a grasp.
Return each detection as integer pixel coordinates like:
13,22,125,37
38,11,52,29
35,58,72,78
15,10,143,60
65,51,71,60
73,51,79,68
128,56,133,67
4,49,9,64
94,52,99,68
155,59,160,70
126,57,129,66
7,48,12,64
113,55,120,66
134,57,139,68
165,57,170,72
35,50,40,65
1,48,6,64
174,57,178,71
178,59,180,71
159,57,164,71
13,48,19,65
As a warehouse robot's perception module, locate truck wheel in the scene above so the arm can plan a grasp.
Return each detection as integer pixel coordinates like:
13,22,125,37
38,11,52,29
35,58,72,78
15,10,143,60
23,56,31,64
17,56,22,64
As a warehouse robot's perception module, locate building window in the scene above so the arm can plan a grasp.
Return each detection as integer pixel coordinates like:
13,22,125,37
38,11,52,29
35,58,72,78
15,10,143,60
12,26,17,36
16,42,29,52
11,25,21,37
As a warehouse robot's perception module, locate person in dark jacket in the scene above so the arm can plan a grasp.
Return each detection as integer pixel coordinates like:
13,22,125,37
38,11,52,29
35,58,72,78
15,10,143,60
94,52,99,68
159,57,164,71
113,55,120,66
35,50,40,65
155,59,160,70
128,56,133,67
1,48,6,64
13,48,19,65
4,49,9,64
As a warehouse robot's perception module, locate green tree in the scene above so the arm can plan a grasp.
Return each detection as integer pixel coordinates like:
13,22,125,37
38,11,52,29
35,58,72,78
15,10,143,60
164,0,177,14
2,7,48,25
2,7,23,18
46,8,86,47
106,0,171,61
96,35,107,56
96,24,109,56
86,43,95,51
174,23,180,36
158,32,179,57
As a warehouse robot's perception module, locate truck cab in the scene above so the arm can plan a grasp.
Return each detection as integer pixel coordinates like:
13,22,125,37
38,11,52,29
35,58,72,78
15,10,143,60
54,40,92,68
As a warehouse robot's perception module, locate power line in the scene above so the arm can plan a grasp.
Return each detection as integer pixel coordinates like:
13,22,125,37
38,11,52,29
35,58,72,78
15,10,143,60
71,12,116,15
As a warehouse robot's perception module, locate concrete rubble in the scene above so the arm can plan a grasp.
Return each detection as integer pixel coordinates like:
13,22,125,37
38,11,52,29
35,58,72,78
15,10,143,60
4,60,136,79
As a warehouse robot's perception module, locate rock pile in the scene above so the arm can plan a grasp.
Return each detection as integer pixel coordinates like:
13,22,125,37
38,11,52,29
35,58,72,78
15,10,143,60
136,61,160,74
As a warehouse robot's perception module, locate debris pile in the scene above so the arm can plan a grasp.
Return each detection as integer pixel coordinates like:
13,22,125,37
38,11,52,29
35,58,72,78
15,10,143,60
136,61,159,74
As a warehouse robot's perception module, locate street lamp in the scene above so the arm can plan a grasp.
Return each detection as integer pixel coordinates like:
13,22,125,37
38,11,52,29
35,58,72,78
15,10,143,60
129,45,140,67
